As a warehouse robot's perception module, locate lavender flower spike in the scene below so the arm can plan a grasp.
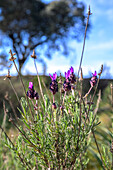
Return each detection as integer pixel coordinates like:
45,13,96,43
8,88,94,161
49,72,58,95
92,71,97,77
65,70,70,79
49,72,57,81
29,82,33,89
70,66,74,74
90,71,97,87
27,82,39,100
63,70,71,91
69,66,76,84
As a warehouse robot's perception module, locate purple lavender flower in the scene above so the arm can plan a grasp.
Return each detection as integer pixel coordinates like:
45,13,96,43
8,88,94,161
49,72,57,81
90,71,97,87
92,71,97,77
70,66,74,74
29,82,33,89
69,66,76,84
63,69,71,91
27,82,39,100
65,70,70,80
49,73,58,95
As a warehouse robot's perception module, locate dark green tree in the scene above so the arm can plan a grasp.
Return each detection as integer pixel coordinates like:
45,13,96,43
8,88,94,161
0,0,88,73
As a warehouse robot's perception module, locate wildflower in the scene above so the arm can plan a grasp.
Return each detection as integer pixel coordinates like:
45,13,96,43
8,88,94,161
49,72,58,95
65,70,70,81
69,66,76,84
49,72,58,110
27,82,39,100
90,71,97,87
49,72,57,81
63,70,71,91
29,82,33,89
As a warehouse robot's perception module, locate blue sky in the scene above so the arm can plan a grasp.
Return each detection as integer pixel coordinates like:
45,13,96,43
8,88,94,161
2,0,113,78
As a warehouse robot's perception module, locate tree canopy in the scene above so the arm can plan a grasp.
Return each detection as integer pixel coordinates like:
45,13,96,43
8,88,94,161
0,0,88,73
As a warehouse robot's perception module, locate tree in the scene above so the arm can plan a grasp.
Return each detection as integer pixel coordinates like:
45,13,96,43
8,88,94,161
0,0,88,73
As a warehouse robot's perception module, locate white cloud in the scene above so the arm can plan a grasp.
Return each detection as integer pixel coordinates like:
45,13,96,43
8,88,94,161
87,40,113,51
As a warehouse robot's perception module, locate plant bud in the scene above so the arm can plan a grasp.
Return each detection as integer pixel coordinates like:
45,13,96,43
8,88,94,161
52,103,57,109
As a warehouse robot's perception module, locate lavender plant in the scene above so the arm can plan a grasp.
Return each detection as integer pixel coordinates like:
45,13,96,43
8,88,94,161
1,6,113,170
2,62,105,169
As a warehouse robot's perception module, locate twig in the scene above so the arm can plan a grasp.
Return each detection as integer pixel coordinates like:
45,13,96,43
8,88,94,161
77,6,92,79
4,92,18,121
83,86,93,99
2,101,7,129
94,90,101,115
8,78,26,117
34,59,46,107
9,49,34,119
13,60,34,119
8,79,20,106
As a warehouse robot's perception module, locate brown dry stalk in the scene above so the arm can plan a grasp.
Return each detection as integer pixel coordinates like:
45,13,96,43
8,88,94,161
13,60,34,119
5,93,18,122
8,78,25,117
83,86,93,99
34,59,46,107
9,49,34,119
2,101,7,130
8,79,20,106
77,6,92,79
94,90,101,115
